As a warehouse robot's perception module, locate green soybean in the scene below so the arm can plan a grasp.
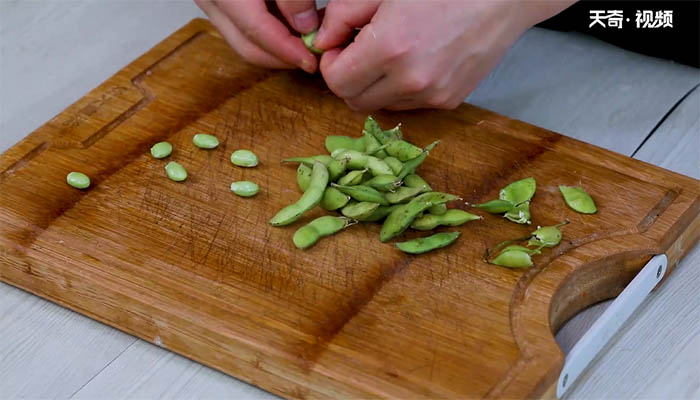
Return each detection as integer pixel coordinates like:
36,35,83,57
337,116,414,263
332,184,389,205
500,177,536,205
165,161,187,182
380,192,459,242
337,169,366,186
396,231,460,254
384,139,423,161
192,133,219,149
363,174,401,192
428,203,447,215
333,150,393,176
475,199,514,214
410,209,481,230
66,172,91,189
283,155,347,181
270,161,328,226
296,163,312,192
560,185,597,214
341,201,380,219
385,185,426,204
230,181,259,197
320,187,351,211
403,174,432,191
397,141,440,179
504,201,531,224
355,204,398,222
383,156,403,175
528,221,568,247
150,142,172,159
325,136,366,153
293,216,353,250
301,30,323,55
230,149,258,167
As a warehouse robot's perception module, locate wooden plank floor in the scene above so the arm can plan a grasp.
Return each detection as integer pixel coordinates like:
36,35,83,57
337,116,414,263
1,2,698,399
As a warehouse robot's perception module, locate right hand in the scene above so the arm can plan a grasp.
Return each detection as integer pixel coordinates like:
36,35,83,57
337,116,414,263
194,0,320,73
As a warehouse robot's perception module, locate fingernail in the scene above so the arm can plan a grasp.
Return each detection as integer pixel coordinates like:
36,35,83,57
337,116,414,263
293,8,318,33
314,26,325,47
299,58,315,74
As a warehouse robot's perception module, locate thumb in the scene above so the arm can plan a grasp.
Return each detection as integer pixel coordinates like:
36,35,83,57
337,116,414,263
275,0,319,33
314,0,380,50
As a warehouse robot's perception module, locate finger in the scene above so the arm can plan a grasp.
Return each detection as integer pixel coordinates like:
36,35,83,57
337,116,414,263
319,25,386,98
344,75,405,112
275,0,318,33
314,0,380,50
196,0,294,69
217,0,317,73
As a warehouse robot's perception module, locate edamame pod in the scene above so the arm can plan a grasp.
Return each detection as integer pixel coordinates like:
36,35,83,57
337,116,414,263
337,169,366,186
396,231,460,254
363,130,388,158
270,161,329,226
363,174,401,192
341,201,380,219
410,209,481,230
332,183,389,205
192,134,219,149
301,30,323,55
333,150,393,176
320,187,351,211
397,141,440,179
490,246,535,268
385,185,426,204
384,139,423,161
325,136,366,153
383,157,403,175
355,204,398,222
475,199,514,214
504,201,531,224
363,116,401,144
403,174,432,191
527,221,568,247
283,155,347,181
428,203,447,215
500,177,536,205
559,185,597,214
380,192,459,242
297,163,312,192
293,216,354,250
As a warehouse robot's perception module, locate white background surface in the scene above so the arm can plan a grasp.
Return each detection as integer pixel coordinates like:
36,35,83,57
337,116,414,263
1,1,699,399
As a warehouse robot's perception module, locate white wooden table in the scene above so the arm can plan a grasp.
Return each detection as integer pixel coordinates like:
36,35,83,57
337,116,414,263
1,2,699,399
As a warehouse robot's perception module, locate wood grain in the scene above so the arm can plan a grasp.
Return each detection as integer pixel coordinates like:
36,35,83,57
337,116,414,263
1,19,699,399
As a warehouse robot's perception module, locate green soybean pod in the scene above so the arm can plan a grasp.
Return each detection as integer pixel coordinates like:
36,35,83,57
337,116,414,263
337,169,366,186
231,149,259,167
397,141,440,180
66,172,91,189
528,221,568,247
385,185,426,204
363,116,401,144
380,192,459,242
283,155,347,181
491,247,534,268
192,133,219,149
428,203,447,215
165,161,187,182
499,177,536,205
364,174,401,192
383,157,403,175
403,174,432,191
475,199,514,214
341,201,380,219
325,136,366,153
332,184,389,205
504,201,531,224
230,181,259,197
150,142,172,159
559,185,597,214
333,150,393,176
296,163,312,192
410,209,481,230
293,216,353,250
384,139,423,161
396,231,460,254
320,187,351,211
270,161,329,226
301,30,323,55
362,130,388,159
356,204,398,222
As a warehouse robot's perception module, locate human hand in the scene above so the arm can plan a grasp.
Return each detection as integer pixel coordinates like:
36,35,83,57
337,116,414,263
195,0,320,72
314,0,574,111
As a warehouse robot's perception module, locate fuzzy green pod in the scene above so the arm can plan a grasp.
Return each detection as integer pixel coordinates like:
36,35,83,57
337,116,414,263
296,163,312,192
500,177,536,205
363,130,388,159
320,187,351,211
301,30,323,55
396,231,460,254
490,246,534,268
325,136,366,153
384,139,423,161
559,185,597,214
385,185,426,204
380,192,459,242
410,209,481,230
192,133,219,149
363,174,401,192
337,169,367,186
363,116,401,144
383,157,403,175
231,150,258,167
428,203,447,215
270,161,328,226
283,155,347,181
397,141,440,179
475,199,514,214
333,150,393,176
355,204,398,222
293,216,354,249
504,201,531,224
341,201,381,219
230,181,259,197
150,142,172,159
66,172,91,189
332,183,389,205
528,221,568,247
165,161,187,182
403,174,432,191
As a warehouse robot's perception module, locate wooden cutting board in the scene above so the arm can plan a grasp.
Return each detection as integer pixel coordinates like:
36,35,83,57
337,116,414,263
1,19,698,399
